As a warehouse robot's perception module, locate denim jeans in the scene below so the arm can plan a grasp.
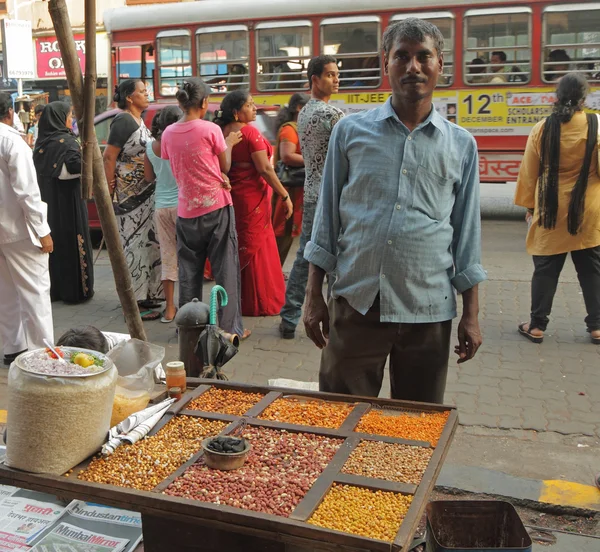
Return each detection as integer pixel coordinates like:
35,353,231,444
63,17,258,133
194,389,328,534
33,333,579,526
280,202,317,330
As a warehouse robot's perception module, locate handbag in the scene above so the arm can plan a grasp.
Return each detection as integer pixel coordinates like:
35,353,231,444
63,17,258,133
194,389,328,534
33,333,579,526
275,121,305,188
276,160,305,188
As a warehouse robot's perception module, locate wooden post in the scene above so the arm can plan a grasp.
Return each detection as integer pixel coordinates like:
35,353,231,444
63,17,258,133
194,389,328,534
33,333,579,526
48,0,147,341
81,0,95,200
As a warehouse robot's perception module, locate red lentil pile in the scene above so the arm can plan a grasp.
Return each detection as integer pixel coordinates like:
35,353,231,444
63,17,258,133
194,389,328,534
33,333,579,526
187,388,264,416
78,416,226,491
308,484,413,541
342,440,433,484
258,397,353,429
355,409,449,447
164,427,342,517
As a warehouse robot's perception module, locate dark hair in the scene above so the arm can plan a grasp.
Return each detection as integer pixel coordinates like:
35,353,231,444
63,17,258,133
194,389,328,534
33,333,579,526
549,49,570,64
0,92,12,121
176,78,211,112
538,73,592,235
307,55,338,87
113,79,141,110
56,325,109,354
276,93,309,130
213,89,250,128
151,105,183,139
34,104,46,116
491,51,507,63
383,18,444,58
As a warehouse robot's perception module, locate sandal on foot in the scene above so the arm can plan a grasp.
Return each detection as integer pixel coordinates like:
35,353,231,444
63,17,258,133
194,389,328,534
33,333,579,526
241,329,252,341
518,322,544,344
140,310,161,321
161,307,178,324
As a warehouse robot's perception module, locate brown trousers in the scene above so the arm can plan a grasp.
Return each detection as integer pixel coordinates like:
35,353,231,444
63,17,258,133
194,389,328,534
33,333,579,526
319,297,452,404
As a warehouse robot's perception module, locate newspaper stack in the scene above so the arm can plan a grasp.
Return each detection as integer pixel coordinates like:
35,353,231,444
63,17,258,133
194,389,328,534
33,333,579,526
102,398,175,456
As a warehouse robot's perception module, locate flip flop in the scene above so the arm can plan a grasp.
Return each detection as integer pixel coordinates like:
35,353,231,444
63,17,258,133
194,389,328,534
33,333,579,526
518,322,544,344
140,310,161,321
241,329,252,341
160,308,178,324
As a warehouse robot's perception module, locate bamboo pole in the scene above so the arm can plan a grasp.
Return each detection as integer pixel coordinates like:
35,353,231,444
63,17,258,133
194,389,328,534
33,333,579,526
81,0,95,200
48,0,147,341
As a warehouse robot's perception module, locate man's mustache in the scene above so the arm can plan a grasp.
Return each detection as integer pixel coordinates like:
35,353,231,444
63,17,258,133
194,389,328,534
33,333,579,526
401,76,427,84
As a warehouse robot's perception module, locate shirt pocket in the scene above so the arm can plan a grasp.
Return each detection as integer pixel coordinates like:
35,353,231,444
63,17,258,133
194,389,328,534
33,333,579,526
413,165,455,221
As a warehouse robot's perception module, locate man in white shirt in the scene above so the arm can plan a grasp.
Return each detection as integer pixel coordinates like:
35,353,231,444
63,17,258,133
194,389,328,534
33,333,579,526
0,92,54,365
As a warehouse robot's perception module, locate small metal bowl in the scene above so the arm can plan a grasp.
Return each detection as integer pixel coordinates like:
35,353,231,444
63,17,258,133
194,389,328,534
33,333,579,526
201,437,251,471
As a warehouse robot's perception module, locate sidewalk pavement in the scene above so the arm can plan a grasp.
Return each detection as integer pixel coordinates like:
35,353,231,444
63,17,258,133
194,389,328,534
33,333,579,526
0,220,599,512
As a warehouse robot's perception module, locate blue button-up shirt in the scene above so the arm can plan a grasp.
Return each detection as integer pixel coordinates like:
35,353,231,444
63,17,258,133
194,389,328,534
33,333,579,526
305,99,487,323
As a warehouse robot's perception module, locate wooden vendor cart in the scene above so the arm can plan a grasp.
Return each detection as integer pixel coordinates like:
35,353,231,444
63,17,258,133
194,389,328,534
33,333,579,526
0,379,458,552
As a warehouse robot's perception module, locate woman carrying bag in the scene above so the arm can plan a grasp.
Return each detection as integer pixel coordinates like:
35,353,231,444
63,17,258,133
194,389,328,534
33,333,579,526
272,93,309,266
515,73,600,345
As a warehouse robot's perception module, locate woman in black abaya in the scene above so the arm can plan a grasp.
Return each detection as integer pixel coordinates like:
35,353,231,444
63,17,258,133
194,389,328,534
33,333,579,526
33,102,94,303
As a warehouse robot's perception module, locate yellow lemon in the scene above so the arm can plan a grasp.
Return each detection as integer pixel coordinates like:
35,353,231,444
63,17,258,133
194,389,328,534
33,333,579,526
73,353,95,368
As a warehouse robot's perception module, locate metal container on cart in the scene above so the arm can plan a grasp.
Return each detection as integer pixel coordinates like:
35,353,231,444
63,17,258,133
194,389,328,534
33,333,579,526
175,298,209,377
425,501,532,552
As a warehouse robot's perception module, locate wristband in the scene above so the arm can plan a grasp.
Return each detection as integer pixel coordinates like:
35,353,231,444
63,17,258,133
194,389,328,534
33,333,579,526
281,195,289,202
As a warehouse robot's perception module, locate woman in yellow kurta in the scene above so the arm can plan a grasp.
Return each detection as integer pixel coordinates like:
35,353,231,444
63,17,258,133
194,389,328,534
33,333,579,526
515,73,600,345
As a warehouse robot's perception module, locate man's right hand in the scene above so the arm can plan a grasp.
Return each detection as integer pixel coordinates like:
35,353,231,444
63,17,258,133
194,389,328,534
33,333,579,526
303,290,329,349
39,234,53,254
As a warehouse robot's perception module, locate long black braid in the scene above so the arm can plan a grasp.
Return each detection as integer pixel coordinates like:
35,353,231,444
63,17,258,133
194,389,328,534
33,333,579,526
537,73,594,235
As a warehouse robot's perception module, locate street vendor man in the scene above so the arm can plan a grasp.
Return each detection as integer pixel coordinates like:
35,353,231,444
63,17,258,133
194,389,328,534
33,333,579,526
303,18,487,404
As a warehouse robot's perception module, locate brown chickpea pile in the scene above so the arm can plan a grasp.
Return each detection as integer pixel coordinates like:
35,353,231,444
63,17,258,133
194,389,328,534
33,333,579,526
258,398,353,429
308,484,413,542
355,409,449,447
342,440,433,484
164,427,342,517
78,416,227,491
187,388,264,416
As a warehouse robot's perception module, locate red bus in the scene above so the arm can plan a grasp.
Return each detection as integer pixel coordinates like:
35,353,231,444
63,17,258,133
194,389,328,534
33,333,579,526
104,0,600,184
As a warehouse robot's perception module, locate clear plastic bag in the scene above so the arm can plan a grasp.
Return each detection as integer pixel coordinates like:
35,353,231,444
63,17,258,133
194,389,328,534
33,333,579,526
106,339,165,426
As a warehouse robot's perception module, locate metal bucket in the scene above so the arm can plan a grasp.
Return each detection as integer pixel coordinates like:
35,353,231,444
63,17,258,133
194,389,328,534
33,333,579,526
425,501,532,552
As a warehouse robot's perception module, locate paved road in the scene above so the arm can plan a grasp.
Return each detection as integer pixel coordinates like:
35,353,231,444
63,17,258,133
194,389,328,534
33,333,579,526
1,219,599,486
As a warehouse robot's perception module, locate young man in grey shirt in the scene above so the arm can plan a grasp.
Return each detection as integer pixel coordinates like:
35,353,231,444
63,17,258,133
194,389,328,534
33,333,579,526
279,55,344,339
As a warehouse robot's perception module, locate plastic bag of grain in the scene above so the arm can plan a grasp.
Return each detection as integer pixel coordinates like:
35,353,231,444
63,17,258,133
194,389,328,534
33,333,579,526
6,347,117,475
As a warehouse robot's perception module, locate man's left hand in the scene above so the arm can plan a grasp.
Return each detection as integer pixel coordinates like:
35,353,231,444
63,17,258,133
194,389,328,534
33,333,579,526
454,314,482,364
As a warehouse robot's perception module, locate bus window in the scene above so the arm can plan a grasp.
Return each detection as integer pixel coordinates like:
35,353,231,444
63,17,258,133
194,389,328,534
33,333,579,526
196,25,249,93
157,30,192,97
321,16,380,89
543,4,600,83
390,12,454,86
464,8,531,86
256,21,312,91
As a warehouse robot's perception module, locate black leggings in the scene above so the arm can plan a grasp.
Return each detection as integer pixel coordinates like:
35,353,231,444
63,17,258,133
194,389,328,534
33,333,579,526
530,246,600,332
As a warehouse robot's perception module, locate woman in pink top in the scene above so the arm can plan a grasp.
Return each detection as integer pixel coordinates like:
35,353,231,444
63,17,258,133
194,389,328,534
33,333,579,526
161,78,249,339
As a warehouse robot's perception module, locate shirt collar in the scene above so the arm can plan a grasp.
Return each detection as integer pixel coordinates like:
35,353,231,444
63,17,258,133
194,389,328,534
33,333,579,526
375,97,445,136
0,122,21,136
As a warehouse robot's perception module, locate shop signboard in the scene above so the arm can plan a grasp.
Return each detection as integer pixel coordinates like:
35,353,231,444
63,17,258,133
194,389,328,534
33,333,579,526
1,20,35,80
35,34,109,80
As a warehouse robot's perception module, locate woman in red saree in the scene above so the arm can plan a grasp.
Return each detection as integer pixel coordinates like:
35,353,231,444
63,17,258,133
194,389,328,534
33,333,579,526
215,91,293,316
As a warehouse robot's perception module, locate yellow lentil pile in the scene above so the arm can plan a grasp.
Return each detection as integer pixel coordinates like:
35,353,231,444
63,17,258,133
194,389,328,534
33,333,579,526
308,484,412,541
342,440,433,484
187,388,263,416
258,398,353,429
355,409,449,447
78,416,226,491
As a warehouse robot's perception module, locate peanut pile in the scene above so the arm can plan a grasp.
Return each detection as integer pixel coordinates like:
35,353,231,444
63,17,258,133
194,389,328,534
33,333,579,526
342,440,433,484
308,484,413,542
258,398,353,429
187,388,264,416
355,409,449,447
164,427,342,517
78,416,226,491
